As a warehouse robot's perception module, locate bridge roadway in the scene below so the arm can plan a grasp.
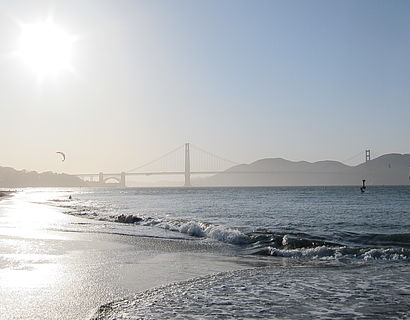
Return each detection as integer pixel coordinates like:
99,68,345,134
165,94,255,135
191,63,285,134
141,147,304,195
75,170,299,178
76,171,235,188
75,170,346,188
75,143,244,187
76,171,248,177
75,170,346,177
74,170,286,188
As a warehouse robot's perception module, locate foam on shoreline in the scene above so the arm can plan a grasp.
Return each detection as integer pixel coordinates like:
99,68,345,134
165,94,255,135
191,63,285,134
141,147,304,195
91,263,410,320
44,193,410,263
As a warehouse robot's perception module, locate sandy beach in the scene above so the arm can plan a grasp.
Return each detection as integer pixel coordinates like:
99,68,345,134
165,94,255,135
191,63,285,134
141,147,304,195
0,191,265,320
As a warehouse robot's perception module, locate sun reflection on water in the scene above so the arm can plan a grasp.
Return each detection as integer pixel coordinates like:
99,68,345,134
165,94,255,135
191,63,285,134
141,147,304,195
0,190,68,289
2,190,70,240
0,259,60,288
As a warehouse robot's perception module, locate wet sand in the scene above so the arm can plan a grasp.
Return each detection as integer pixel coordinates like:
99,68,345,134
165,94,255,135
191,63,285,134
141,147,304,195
0,192,262,320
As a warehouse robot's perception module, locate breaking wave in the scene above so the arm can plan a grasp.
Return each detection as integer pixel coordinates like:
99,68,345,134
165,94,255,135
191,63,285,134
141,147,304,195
246,231,410,261
50,200,410,262
254,245,409,261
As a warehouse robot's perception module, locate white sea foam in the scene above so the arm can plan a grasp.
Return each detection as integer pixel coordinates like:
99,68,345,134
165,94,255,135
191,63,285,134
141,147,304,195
282,234,289,246
161,219,250,245
179,221,206,237
267,246,409,261
63,202,250,246
362,248,409,261
92,263,410,320
49,191,410,262
204,225,249,245
268,245,340,260
113,214,251,246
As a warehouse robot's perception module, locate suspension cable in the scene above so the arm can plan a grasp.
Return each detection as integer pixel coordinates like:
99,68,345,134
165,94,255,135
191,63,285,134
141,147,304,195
342,151,364,164
126,144,185,172
190,143,240,166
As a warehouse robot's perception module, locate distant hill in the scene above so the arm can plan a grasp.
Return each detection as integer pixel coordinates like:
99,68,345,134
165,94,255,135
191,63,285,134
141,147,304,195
0,166,85,187
196,153,410,186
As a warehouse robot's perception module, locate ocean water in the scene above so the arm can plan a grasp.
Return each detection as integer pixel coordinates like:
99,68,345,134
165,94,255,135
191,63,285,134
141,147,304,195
38,186,410,319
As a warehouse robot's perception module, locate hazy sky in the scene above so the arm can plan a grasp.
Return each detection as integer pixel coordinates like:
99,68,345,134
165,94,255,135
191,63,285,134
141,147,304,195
0,0,409,174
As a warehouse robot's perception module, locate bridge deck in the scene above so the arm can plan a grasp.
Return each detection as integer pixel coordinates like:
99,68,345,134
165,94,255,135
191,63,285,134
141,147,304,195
75,170,348,177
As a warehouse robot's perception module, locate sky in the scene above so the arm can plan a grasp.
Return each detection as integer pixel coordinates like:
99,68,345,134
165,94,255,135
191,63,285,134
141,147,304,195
0,0,409,175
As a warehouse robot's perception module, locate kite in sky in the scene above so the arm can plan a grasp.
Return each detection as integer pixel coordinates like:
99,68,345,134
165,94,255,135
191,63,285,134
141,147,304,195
56,151,66,162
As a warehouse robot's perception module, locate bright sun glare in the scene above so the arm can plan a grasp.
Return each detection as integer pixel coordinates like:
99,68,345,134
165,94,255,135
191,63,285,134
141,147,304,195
17,19,75,78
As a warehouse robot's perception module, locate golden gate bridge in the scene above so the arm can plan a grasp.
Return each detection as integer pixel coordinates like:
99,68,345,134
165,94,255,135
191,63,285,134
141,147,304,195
75,143,240,187
75,144,380,187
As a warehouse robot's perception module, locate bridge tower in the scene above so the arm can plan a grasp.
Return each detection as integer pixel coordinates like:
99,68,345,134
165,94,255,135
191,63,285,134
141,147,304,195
365,149,371,162
184,143,191,187
99,172,104,185
120,172,126,188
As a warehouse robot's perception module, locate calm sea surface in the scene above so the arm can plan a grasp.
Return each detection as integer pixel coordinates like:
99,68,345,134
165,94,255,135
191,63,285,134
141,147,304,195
34,186,410,319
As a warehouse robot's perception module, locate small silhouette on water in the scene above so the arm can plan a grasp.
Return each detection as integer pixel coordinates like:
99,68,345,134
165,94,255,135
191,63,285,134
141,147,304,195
360,179,366,193
68,195,72,200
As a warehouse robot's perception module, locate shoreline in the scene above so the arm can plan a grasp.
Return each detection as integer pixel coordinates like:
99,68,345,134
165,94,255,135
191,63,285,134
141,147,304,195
2,188,409,319
0,192,265,320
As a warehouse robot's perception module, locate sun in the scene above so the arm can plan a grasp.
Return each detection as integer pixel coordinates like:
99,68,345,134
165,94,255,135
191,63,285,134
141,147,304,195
16,18,75,79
